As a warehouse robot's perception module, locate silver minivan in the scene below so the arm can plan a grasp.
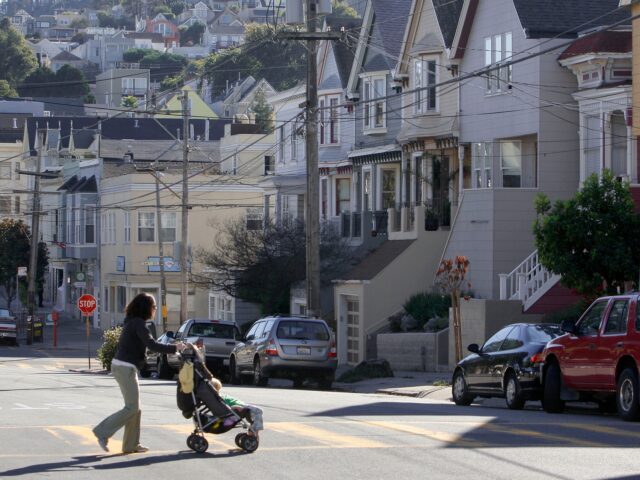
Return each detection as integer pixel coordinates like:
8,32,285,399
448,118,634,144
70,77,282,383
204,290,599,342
229,316,337,389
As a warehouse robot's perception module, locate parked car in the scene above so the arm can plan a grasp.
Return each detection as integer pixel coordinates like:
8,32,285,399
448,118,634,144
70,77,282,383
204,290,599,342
229,315,337,389
452,323,562,409
541,294,640,421
141,319,240,379
0,309,17,346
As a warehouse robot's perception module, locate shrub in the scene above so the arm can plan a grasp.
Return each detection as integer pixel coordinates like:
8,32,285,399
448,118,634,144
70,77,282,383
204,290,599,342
97,326,122,371
337,359,394,383
543,301,588,325
402,292,451,329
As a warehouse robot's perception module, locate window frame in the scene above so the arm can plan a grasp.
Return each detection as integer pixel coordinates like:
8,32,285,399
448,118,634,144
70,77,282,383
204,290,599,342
84,204,96,244
361,73,387,132
137,211,156,243
484,32,513,94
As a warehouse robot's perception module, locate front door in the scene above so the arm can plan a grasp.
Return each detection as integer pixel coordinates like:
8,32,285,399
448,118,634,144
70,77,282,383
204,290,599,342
467,326,513,391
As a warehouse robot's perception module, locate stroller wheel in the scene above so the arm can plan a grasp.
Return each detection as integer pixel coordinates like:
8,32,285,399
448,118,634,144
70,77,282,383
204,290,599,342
234,433,245,448
240,434,259,453
187,434,209,453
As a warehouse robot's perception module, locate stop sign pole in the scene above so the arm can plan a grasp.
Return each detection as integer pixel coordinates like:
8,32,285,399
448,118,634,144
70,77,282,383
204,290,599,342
78,294,97,369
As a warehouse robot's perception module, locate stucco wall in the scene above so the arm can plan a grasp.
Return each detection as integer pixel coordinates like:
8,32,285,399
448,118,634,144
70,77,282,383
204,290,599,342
377,330,449,372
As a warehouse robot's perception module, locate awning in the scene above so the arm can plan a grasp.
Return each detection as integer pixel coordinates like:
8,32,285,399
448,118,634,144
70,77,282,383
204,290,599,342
348,144,402,165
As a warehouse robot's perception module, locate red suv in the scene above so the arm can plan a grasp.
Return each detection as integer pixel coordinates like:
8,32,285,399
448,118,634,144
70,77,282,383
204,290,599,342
541,294,640,421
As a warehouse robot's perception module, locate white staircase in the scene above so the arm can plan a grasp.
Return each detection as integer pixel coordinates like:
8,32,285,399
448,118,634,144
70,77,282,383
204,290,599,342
499,250,560,311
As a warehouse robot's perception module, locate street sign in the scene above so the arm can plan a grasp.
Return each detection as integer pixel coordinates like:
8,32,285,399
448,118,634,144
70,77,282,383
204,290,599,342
17,267,27,277
77,294,97,315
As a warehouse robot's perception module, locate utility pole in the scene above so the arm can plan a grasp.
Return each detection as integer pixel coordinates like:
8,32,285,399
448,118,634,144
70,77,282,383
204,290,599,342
281,0,340,318
154,167,168,332
305,0,321,319
180,90,189,324
27,130,43,345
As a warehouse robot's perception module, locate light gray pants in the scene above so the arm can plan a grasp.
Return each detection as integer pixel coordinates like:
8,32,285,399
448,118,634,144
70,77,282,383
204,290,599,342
93,363,141,453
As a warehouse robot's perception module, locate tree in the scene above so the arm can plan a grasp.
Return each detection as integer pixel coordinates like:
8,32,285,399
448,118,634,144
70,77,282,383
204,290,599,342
19,65,89,97
332,0,358,18
179,22,205,46
0,219,48,311
251,88,273,133
121,95,138,109
0,18,38,90
197,218,355,315
202,23,306,99
534,170,640,298
436,256,470,363
123,49,188,81
0,80,18,98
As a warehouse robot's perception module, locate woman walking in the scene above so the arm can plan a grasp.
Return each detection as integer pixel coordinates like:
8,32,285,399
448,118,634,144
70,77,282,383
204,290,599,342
93,293,186,454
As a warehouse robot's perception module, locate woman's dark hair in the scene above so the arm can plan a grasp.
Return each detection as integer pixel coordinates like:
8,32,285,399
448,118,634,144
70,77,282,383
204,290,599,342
125,293,156,320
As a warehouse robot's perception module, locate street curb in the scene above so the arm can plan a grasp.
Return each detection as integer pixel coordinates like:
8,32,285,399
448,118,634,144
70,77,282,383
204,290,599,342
69,369,109,375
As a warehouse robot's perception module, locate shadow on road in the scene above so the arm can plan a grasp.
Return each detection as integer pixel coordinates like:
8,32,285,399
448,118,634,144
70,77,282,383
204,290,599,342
0,450,247,476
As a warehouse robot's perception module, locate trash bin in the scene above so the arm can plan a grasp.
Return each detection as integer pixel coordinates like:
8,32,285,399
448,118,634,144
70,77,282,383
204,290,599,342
32,318,43,342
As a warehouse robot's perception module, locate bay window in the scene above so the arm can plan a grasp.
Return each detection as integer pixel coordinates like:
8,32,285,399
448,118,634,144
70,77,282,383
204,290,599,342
84,205,96,244
414,59,437,113
336,178,351,215
362,75,386,131
138,211,155,242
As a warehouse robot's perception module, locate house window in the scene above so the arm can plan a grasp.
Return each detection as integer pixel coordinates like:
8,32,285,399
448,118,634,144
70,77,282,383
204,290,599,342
362,75,386,130
321,178,328,219
472,142,493,188
84,205,96,244
246,207,263,230
278,125,285,163
584,115,601,179
336,178,351,215
160,212,177,242
484,32,512,93
363,170,372,211
14,196,20,214
117,285,127,312
0,196,10,214
611,111,627,177
329,97,339,143
138,211,155,242
319,98,325,144
414,59,437,113
500,141,522,188
291,122,298,160
264,155,274,175
124,211,131,243
0,165,11,179
381,169,396,209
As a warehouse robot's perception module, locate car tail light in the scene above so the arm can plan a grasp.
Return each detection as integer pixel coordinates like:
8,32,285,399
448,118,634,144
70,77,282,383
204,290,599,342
265,339,278,357
529,353,542,364
328,340,337,358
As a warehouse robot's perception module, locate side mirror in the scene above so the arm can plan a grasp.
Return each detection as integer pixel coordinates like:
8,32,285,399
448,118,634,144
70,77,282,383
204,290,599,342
467,343,480,354
245,334,255,342
166,331,175,339
561,319,576,335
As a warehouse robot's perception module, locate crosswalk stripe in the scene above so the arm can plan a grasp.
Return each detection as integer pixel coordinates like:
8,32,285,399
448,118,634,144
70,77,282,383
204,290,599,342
362,420,485,447
159,424,235,450
269,422,387,448
51,426,123,453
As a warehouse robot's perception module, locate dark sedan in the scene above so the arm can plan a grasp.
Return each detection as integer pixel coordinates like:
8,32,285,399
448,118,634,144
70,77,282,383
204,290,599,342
451,323,562,410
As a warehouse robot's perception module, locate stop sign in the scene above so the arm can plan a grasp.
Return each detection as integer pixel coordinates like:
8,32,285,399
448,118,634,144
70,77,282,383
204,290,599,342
78,294,97,315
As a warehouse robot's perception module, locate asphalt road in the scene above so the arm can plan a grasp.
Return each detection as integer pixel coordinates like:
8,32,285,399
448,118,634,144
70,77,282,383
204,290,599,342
1,348,640,480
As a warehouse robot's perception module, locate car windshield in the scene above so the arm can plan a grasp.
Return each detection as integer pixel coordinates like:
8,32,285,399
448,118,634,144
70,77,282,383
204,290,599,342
188,322,236,339
276,320,329,341
526,325,562,343
0,309,11,317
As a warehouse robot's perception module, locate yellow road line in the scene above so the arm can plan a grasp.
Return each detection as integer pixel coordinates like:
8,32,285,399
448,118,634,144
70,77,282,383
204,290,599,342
565,422,640,439
480,423,603,447
362,420,485,447
16,363,32,370
53,426,123,453
270,422,387,448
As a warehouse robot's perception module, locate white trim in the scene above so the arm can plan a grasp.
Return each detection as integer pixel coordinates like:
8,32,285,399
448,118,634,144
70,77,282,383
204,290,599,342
346,0,374,99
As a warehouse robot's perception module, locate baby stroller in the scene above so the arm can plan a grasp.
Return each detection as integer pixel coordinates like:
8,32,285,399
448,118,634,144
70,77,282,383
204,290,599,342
176,344,259,454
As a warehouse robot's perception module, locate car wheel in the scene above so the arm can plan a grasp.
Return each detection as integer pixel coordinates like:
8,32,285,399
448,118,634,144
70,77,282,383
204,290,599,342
252,358,268,387
542,363,565,413
229,358,242,385
617,368,640,421
292,377,304,388
157,355,174,380
452,370,474,406
504,372,525,410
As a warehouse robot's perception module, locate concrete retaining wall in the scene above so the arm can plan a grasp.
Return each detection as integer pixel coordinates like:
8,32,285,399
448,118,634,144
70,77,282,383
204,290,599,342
377,329,450,372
